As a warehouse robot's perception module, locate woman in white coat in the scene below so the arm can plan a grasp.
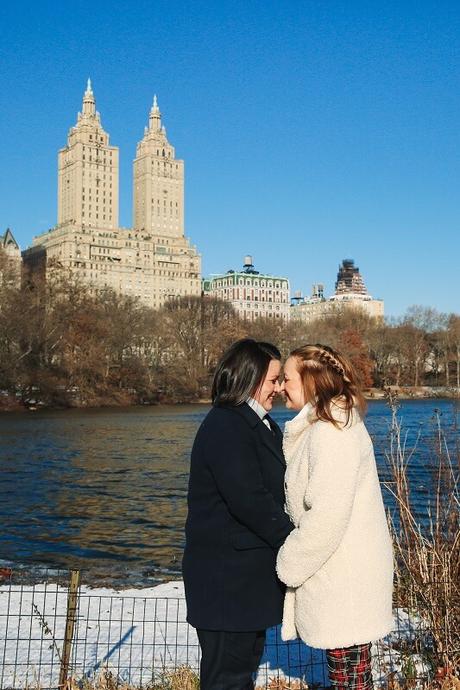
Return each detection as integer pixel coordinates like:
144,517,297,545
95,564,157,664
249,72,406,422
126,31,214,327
277,344,393,690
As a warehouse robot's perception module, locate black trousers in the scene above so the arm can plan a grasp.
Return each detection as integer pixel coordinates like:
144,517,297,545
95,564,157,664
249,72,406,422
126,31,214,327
197,628,266,690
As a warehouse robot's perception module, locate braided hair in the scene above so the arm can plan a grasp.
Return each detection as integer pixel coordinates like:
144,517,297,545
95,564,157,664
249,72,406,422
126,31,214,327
313,345,352,383
289,343,366,427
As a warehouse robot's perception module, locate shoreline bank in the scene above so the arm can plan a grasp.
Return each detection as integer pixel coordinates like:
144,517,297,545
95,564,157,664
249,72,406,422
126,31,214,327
0,386,459,412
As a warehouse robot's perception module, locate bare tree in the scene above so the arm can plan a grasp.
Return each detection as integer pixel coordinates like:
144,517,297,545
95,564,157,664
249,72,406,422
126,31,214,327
2,262,460,408
448,314,460,390
157,295,243,400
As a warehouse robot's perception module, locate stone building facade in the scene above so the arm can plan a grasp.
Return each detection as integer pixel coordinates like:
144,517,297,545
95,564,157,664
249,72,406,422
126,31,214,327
0,228,21,285
57,79,119,230
133,96,184,238
27,82,201,309
291,259,384,322
0,228,21,264
203,256,291,321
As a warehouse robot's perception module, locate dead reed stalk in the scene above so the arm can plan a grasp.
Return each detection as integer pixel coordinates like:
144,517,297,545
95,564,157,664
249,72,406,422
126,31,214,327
384,394,460,673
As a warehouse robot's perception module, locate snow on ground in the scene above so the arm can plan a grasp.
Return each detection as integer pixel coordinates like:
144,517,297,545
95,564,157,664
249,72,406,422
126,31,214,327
0,579,430,689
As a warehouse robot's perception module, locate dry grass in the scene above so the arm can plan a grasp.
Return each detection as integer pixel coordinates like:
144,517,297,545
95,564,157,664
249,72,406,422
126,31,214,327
24,666,201,689
24,671,460,690
386,671,460,690
23,670,309,690
384,393,460,673
153,666,200,690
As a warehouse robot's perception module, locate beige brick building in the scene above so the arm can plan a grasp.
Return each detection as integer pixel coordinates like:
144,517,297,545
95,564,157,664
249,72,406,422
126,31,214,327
203,256,291,321
58,79,119,230
28,82,201,309
133,95,184,237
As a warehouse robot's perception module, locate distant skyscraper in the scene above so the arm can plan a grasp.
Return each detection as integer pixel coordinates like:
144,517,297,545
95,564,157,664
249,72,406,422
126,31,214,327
133,96,184,237
27,82,201,309
58,79,119,229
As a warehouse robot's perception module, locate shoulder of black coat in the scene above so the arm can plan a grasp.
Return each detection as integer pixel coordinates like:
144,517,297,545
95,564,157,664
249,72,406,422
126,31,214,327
205,402,260,430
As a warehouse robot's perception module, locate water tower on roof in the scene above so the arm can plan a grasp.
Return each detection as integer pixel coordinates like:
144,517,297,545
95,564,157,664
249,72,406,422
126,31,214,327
242,255,259,275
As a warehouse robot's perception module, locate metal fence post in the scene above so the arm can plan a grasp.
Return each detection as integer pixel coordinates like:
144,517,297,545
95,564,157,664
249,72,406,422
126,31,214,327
59,569,81,689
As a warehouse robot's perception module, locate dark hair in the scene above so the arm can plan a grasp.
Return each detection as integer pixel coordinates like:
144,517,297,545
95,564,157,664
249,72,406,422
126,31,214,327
290,343,367,427
212,338,281,407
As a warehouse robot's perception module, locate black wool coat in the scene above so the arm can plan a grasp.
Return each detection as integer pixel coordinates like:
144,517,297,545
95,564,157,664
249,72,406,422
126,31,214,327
182,402,294,632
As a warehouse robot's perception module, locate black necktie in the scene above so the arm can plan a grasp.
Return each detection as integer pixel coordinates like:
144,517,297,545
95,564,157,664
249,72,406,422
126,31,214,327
263,415,274,433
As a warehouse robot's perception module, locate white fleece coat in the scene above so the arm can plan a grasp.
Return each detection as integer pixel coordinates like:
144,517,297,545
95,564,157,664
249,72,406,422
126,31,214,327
276,402,393,649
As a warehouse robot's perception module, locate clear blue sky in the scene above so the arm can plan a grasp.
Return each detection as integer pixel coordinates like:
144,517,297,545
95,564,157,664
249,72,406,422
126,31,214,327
1,0,459,317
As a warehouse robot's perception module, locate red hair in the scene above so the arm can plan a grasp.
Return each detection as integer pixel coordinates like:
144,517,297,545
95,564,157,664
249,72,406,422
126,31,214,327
290,343,366,428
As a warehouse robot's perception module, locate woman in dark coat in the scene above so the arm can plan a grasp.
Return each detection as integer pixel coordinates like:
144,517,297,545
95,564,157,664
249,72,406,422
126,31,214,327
182,339,293,690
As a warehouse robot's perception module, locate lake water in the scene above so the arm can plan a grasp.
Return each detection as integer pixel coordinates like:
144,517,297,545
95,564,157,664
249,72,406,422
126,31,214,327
0,399,458,586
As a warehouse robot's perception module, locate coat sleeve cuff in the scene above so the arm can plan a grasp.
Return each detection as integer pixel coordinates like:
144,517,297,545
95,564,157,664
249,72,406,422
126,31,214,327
276,544,309,588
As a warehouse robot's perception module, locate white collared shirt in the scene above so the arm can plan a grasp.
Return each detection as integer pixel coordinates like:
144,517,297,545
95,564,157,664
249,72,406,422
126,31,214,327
247,397,272,430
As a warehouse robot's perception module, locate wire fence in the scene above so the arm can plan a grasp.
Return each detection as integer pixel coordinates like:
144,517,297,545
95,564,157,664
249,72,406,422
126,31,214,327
0,568,435,689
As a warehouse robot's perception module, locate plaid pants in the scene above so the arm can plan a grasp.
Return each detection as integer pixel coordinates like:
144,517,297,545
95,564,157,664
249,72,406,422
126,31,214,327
326,643,373,690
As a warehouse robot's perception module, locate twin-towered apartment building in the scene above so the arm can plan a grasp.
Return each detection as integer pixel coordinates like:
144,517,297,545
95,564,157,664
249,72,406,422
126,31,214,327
7,82,383,321
24,81,201,311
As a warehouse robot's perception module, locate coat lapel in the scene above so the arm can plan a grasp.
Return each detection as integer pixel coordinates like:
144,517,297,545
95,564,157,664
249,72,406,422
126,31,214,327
257,421,286,467
230,403,286,468
257,415,286,468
